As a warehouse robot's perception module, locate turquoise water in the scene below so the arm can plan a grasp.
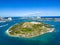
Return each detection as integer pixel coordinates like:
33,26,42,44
0,17,60,45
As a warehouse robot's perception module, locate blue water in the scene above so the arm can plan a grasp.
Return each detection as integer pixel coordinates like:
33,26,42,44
0,17,60,45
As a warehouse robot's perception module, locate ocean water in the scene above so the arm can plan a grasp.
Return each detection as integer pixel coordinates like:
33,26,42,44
0,17,60,45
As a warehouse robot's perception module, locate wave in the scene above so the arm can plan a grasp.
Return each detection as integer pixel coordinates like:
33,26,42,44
0,24,8,27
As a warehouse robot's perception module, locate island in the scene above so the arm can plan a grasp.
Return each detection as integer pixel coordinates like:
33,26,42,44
6,22,55,38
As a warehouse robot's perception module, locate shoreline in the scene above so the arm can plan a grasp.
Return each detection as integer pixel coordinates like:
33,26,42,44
5,22,55,38
5,24,20,37
6,29,18,37
6,28,55,38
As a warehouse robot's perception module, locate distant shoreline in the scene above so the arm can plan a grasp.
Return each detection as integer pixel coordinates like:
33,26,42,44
1,16,60,18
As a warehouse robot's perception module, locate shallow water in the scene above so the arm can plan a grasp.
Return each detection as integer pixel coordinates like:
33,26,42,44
0,17,60,45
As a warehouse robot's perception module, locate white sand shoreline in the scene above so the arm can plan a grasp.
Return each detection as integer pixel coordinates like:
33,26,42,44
6,28,55,38
5,24,20,37
5,22,55,38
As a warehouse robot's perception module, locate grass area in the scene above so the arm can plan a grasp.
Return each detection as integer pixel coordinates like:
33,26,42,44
8,22,53,38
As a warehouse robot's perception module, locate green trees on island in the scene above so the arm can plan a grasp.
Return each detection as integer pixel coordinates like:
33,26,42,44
8,22,54,38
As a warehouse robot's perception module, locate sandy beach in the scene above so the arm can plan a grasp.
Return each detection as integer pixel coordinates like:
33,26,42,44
5,22,55,38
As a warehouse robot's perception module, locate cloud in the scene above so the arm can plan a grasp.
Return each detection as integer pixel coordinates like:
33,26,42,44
0,9,60,17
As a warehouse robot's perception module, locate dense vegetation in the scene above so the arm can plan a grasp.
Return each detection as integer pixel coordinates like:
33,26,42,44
8,22,54,38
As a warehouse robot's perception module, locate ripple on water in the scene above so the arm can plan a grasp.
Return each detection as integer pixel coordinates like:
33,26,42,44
27,33,55,43
10,32,55,44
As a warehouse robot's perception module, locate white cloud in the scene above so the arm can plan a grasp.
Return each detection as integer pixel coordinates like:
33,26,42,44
0,9,60,17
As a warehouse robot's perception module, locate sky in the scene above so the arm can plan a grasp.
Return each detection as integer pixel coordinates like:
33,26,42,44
0,0,60,17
